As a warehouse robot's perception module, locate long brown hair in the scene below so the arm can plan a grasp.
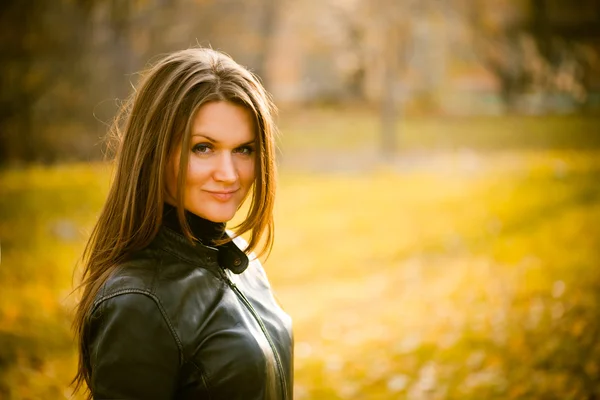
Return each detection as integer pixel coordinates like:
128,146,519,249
72,48,278,396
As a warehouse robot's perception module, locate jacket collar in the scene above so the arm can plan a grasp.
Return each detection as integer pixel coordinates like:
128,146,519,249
152,226,249,274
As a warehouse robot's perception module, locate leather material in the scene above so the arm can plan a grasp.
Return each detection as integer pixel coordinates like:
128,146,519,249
85,226,293,399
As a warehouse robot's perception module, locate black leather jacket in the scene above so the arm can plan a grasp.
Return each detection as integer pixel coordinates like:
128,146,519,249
84,227,293,399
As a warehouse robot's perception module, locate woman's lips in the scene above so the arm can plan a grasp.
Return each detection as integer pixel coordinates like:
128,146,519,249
205,189,238,201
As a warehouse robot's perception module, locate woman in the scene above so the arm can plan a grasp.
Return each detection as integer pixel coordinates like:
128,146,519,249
72,48,293,400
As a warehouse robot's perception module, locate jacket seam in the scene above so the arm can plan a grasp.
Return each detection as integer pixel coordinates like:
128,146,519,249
93,289,185,366
157,246,198,266
157,247,222,280
149,250,160,293
190,360,213,399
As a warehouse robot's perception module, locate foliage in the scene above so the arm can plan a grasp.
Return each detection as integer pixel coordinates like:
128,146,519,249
1,114,599,398
3,0,599,164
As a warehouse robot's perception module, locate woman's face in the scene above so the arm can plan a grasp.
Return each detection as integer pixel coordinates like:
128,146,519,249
166,101,257,223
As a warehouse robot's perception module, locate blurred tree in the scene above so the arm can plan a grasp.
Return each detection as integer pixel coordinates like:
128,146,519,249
376,0,406,159
470,0,600,112
0,0,101,164
327,0,417,158
0,0,254,165
251,0,280,89
328,0,368,101
2,0,598,165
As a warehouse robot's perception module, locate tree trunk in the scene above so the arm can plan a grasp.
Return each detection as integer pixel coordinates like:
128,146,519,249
253,0,279,88
380,20,399,160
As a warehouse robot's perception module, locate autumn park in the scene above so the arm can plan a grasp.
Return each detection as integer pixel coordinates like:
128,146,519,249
1,0,600,399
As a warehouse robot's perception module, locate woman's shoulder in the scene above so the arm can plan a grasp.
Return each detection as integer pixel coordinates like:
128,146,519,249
94,249,160,302
88,248,226,356
93,247,220,310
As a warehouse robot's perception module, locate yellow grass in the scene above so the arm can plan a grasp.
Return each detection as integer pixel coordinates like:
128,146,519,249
1,116,599,398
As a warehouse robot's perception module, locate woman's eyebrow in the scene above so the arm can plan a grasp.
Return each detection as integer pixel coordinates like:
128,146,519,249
191,134,255,146
191,133,218,142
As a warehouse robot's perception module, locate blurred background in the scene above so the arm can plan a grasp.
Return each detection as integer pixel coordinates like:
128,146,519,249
1,0,600,398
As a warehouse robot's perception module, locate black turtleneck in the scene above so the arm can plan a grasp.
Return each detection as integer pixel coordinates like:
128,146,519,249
162,203,226,246
161,203,250,274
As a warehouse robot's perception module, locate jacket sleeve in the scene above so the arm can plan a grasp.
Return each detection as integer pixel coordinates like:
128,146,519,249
87,293,180,399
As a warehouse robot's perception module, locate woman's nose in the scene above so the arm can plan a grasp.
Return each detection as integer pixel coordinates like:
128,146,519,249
213,152,237,183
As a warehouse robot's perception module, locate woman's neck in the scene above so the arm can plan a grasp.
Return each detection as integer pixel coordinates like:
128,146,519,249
162,203,226,245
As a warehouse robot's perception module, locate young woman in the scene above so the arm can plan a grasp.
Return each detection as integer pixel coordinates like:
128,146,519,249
72,48,293,399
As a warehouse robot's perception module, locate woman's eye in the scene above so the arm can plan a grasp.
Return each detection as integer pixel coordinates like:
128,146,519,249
235,146,255,155
192,143,212,154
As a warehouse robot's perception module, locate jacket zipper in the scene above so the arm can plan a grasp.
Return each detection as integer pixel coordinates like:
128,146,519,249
219,268,288,400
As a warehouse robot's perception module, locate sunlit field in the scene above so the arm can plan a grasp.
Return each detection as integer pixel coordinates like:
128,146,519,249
1,113,599,399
